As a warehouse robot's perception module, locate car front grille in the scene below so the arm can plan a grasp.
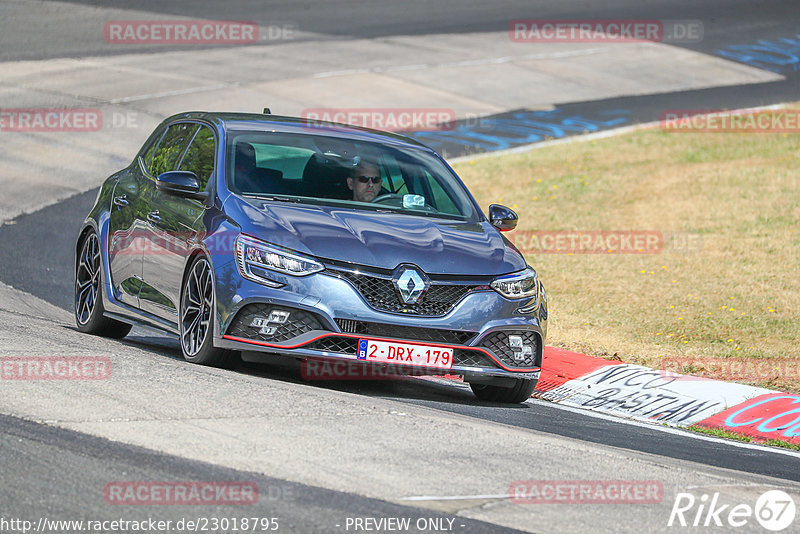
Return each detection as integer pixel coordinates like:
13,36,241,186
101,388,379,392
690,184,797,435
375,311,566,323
226,304,326,343
335,319,476,345
328,269,485,317
478,330,540,368
226,305,540,372
453,349,498,369
306,336,358,354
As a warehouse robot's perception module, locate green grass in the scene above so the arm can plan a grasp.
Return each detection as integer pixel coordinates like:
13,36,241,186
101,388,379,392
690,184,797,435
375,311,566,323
687,425,800,452
453,109,800,393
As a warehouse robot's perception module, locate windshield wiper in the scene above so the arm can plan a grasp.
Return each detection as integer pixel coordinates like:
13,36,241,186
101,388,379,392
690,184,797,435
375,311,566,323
244,194,302,203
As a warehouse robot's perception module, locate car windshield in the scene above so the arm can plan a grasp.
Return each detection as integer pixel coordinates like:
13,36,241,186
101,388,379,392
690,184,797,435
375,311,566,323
225,130,479,221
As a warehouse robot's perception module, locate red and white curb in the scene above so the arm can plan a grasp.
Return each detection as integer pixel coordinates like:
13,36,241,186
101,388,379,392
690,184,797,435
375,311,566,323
534,347,800,445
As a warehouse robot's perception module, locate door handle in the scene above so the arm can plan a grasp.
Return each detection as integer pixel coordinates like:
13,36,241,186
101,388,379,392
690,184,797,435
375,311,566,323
113,195,129,207
147,210,162,223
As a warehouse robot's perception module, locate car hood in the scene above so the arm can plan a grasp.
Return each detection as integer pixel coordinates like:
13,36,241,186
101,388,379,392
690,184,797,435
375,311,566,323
230,197,526,275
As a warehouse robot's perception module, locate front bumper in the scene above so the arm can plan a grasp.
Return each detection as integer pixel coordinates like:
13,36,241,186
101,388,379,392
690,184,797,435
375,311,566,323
212,260,547,381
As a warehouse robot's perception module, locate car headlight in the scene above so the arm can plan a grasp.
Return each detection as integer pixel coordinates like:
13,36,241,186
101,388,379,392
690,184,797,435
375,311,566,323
235,234,323,286
491,267,539,300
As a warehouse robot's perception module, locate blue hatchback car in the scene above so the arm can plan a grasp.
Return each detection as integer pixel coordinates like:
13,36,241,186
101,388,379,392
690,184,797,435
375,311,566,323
75,111,547,403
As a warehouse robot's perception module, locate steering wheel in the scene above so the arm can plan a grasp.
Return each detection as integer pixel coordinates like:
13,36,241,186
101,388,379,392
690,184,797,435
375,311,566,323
372,193,403,204
372,193,438,213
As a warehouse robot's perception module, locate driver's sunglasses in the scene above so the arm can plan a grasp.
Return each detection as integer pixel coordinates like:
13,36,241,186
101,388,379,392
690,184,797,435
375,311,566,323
357,176,382,184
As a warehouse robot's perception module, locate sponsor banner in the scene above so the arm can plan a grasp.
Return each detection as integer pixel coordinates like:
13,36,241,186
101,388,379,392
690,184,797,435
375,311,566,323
104,481,258,505
536,363,772,426
301,108,456,132
104,20,259,44
660,109,800,133
534,347,800,448
1,356,111,380
509,480,663,504
695,393,800,444
509,20,703,43
535,346,622,392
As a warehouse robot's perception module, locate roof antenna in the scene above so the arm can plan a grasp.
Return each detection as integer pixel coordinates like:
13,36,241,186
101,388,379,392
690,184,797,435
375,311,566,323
263,108,271,115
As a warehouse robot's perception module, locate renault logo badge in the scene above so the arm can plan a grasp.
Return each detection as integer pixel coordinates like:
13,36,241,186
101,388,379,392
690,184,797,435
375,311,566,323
393,265,430,305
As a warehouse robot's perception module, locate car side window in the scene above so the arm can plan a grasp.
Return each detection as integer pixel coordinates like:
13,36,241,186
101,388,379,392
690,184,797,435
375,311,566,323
148,123,198,177
141,128,166,169
178,125,215,190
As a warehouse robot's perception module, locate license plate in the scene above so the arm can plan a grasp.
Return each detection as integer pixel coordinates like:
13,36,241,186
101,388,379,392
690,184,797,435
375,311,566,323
357,339,453,369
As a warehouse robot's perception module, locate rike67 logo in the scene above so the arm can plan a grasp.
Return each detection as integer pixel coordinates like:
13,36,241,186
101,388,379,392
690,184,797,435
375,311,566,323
668,490,796,531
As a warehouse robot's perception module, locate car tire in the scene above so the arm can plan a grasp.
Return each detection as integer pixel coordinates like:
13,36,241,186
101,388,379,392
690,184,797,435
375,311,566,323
180,255,240,369
75,231,132,339
469,378,537,404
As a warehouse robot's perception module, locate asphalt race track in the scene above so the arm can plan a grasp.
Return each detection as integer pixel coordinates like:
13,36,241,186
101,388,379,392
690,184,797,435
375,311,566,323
3,187,800,483
3,0,799,61
0,413,526,533
1,2,799,533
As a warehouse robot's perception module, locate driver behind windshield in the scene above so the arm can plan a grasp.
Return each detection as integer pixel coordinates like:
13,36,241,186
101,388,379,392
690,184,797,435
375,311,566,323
346,161,382,202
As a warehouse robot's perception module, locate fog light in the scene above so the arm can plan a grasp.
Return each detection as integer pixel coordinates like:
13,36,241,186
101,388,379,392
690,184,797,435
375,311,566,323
268,310,290,323
508,335,523,349
508,334,533,362
249,310,291,337
249,317,270,328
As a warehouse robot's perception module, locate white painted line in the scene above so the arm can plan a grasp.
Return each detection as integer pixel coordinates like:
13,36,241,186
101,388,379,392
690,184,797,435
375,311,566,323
525,398,800,460
402,482,800,502
433,48,603,69
311,68,372,78
401,494,509,501
379,63,431,72
313,48,603,78
684,483,800,491
108,83,236,104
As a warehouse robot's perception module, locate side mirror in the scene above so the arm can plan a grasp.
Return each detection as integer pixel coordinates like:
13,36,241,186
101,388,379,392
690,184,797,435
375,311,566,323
156,171,207,200
488,204,518,232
